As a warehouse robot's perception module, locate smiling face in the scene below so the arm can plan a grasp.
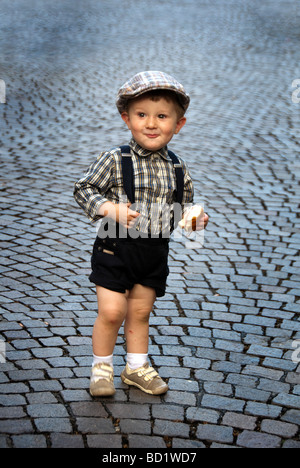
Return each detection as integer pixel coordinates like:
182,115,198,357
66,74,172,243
121,95,186,152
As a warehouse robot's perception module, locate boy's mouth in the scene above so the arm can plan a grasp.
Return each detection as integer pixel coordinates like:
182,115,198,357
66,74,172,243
145,134,159,138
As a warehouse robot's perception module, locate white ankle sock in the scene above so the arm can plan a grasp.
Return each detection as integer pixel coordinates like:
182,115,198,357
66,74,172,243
92,353,113,368
126,353,148,370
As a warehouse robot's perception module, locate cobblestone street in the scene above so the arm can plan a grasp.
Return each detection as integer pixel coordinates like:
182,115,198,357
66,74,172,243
0,0,300,448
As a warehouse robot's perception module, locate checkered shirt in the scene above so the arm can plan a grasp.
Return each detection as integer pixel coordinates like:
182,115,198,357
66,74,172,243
74,139,194,235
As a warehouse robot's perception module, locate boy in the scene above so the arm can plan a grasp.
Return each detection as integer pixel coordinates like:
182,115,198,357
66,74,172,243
74,71,209,397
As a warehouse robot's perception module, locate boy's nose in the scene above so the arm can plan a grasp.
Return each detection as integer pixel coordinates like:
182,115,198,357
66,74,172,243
146,116,156,128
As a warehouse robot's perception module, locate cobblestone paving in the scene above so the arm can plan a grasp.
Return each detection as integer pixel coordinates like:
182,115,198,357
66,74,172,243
0,0,300,448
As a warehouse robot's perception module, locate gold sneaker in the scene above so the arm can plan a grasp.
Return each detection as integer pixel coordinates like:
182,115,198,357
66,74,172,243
121,362,168,395
90,362,115,397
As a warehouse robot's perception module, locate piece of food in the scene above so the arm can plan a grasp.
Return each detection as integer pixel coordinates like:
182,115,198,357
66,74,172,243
179,205,204,231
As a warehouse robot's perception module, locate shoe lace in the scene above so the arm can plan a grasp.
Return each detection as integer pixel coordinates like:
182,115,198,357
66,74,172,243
92,363,114,382
137,365,159,382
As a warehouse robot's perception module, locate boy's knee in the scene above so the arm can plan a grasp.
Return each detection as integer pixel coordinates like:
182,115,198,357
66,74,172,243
100,307,126,326
134,307,152,322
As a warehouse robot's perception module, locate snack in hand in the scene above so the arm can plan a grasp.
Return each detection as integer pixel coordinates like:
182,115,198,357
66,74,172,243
178,205,204,232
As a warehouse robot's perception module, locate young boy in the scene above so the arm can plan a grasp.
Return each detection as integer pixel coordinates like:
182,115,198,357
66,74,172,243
74,71,209,397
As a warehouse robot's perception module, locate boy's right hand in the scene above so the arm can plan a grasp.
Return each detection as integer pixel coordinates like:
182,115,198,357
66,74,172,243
99,202,140,229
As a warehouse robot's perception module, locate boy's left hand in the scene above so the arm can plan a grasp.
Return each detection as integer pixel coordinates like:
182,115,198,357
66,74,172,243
195,213,209,231
179,205,209,232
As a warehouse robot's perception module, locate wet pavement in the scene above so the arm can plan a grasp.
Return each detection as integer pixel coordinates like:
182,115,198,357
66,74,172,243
0,0,300,449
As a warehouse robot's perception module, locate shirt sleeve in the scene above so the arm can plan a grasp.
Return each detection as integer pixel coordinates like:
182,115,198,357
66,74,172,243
73,151,116,222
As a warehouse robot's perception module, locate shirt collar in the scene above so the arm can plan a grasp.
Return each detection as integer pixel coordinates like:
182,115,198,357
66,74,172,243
129,138,171,161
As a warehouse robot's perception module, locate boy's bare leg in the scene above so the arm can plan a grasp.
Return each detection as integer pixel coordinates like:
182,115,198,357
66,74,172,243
121,284,168,394
93,286,128,356
125,284,156,353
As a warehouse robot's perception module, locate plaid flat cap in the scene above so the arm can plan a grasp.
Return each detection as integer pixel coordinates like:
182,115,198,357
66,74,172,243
116,70,190,114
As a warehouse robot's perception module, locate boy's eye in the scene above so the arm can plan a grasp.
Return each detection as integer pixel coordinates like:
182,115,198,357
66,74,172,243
138,113,145,118
158,114,167,119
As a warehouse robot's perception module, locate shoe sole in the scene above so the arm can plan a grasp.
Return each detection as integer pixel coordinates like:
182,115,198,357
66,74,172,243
90,389,116,397
121,373,168,395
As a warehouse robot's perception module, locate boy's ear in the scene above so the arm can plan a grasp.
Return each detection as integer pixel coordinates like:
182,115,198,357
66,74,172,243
175,116,187,134
121,112,131,129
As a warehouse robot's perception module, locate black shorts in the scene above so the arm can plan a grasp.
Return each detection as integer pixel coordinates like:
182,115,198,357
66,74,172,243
89,235,170,297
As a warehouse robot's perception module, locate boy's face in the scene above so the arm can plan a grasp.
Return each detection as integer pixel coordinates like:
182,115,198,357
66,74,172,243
121,96,186,152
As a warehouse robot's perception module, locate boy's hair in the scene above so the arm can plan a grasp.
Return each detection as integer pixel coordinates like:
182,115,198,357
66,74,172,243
126,90,186,119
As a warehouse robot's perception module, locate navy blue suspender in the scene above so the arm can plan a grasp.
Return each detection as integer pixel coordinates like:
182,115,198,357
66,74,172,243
120,145,135,204
167,149,184,205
